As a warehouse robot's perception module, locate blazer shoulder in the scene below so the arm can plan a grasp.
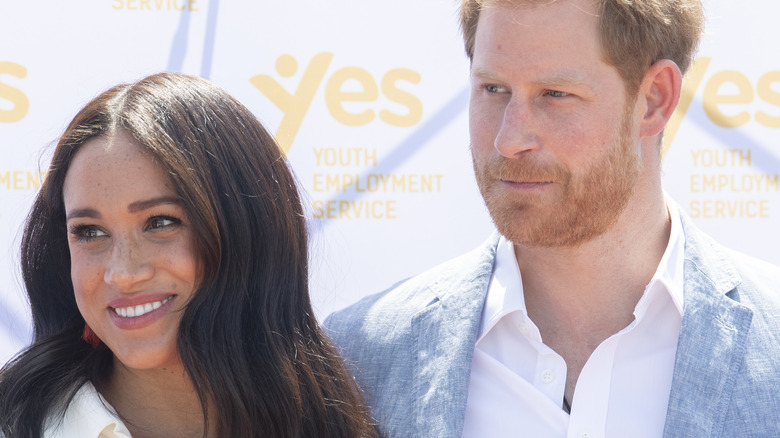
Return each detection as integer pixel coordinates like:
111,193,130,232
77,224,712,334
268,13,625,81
324,233,500,349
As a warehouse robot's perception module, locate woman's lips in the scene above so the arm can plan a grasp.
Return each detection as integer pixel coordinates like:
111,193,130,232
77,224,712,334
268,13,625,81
108,294,177,330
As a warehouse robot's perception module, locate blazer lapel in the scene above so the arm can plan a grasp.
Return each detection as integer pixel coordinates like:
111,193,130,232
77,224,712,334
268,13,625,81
409,233,500,438
663,216,754,437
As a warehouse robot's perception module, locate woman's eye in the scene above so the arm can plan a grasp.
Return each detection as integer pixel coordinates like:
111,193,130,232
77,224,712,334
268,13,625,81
69,225,107,242
147,216,180,230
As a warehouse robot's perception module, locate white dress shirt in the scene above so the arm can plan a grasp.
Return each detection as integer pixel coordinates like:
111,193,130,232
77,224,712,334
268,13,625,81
463,201,686,438
43,383,131,438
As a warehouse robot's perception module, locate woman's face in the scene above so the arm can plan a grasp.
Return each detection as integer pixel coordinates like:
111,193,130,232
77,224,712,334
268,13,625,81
62,131,198,371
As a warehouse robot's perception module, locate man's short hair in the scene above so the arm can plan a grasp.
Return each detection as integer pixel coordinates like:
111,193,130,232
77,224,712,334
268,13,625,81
460,0,705,94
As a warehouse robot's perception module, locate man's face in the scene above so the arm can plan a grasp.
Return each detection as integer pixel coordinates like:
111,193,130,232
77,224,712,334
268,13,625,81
469,0,642,247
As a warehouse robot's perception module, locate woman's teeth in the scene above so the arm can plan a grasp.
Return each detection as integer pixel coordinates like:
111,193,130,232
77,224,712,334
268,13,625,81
113,296,173,318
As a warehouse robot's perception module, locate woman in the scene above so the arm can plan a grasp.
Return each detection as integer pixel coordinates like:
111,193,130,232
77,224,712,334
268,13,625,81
0,73,375,437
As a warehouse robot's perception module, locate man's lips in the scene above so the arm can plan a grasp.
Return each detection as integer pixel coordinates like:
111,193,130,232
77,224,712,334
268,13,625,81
499,179,554,189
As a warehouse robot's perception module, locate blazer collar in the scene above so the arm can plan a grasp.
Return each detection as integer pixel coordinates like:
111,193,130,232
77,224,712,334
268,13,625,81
409,232,500,438
663,213,754,436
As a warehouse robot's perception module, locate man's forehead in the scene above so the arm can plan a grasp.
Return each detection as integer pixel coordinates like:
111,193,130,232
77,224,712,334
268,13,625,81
477,0,596,13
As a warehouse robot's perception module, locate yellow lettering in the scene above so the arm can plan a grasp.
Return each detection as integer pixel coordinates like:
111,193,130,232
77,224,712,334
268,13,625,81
0,171,44,190
768,174,780,191
112,0,123,9
126,0,138,10
380,68,423,127
312,199,398,219
690,199,771,218
312,148,377,166
313,148,325,166
27,172,42,190
365,148,377,167
312,173,324,192
703,70,753,128
691,149,701,166
341,174,355,192
0,62,30,123
326,174,341,192
189,0,198,11
690,174,700,192
700,175,716,192
739,149,752,166
312,200,324,218
756,71,780,128
325,67,378,126
689,200,701,218
663,57,710,157
250,53,334,154
392,174,406,191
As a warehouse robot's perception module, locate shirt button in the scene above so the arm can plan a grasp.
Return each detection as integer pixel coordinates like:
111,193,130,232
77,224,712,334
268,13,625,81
541,369,555,383
578,433,590,438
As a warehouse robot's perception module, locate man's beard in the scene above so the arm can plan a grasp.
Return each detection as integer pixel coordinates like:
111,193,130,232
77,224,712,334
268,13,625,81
472,105,641,248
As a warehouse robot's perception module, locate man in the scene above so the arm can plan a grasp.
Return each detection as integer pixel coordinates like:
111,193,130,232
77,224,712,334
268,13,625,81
325,0,780,436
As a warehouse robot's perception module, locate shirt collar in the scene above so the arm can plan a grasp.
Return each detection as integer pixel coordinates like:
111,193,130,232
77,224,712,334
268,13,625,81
478,196,687,341
646,195,686,315
44,382,132,438
478,235,529,342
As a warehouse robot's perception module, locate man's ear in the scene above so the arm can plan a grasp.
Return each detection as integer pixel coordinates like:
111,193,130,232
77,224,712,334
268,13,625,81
638,59,682,138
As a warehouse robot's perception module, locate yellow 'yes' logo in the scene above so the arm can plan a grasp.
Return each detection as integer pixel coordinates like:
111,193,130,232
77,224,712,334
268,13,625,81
0,62,29,124
664,57,780,156
250,53,423,154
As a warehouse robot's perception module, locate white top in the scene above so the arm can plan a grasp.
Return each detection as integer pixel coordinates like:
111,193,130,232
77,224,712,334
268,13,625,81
462,201,686,438
43,383,131,438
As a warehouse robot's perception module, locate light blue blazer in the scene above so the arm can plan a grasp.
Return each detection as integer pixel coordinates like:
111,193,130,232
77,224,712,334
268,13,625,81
325,213,780,437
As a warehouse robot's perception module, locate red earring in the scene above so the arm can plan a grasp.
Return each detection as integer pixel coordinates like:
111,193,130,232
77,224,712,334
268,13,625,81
82,323,103,349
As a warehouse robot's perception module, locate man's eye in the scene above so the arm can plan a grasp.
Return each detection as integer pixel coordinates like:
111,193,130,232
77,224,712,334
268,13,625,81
486,84,507,93
546,90,570,98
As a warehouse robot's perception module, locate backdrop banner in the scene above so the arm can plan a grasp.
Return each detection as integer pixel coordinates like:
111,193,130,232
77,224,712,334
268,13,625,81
2,0,778,364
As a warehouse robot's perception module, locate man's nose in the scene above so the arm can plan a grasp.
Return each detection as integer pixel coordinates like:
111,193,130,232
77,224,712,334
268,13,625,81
494,97,541,158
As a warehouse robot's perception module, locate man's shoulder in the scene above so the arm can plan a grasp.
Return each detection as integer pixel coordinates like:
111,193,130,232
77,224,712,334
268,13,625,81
324,233,500,344
683,214,780,305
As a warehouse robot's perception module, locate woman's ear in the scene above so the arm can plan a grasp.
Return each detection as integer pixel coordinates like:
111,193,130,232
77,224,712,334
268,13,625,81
638,59,683,138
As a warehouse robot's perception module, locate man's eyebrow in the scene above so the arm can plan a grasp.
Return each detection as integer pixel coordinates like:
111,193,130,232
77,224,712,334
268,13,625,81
534,70,591,88
127,196,182,213
470,66,498,80
471,67,592,88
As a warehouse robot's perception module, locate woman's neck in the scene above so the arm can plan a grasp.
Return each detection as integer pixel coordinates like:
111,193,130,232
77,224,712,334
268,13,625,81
101,358,216,438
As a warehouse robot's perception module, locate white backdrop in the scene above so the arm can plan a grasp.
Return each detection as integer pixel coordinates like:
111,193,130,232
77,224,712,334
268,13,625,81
2,0,778,365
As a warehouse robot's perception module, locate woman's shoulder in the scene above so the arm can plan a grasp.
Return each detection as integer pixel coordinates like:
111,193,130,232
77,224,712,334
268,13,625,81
43,383,132,438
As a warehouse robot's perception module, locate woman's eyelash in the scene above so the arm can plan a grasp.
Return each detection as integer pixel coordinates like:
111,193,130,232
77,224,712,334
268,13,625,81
145,215,182,230
68,224,106,241
67,215,183,242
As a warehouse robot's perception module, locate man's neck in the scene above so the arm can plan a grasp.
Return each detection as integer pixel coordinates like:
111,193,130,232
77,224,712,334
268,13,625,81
513,193,671,400
516,195,671,334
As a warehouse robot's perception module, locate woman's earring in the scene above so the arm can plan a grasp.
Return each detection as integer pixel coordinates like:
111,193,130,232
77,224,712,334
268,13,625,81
82,323,103,349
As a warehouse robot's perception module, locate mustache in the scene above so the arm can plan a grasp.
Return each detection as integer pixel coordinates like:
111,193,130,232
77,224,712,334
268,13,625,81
475,153,570,184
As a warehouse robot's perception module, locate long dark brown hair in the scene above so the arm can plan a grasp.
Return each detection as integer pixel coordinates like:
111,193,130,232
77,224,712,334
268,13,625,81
0,72,375,437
